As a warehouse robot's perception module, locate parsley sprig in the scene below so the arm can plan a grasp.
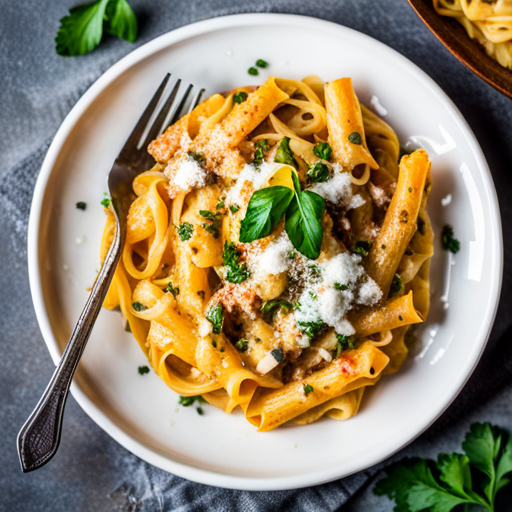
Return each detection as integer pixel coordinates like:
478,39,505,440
375,422,512,512
442,225,460,254
56,0,137,57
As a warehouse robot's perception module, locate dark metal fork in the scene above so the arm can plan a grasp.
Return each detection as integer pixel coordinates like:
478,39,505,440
17,74,204,473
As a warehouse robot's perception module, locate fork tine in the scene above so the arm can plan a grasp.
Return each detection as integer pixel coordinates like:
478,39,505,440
118,74,171,156
164,83,194,130
140,79,183,149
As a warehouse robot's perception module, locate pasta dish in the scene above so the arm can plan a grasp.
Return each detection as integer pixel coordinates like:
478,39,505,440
100,76,433,431
434,0,512,69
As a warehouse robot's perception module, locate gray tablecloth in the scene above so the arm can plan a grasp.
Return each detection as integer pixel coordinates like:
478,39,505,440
1,1,511,511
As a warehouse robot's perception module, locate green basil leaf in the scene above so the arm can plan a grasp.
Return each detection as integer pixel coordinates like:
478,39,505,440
285,172,325,260
55,0,109,56
239,186,294,243
105,0,138,42
274,137,297,168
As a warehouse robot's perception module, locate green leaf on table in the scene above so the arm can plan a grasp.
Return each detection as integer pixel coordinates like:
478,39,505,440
56,0,109,56
105,0,138,42
239,186,293,243
285,171,324,260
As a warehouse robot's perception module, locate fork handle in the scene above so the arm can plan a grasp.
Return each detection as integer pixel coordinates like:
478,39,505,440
17,223,123,472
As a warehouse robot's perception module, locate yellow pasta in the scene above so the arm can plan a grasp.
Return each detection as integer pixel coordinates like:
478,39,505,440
100,75,434,431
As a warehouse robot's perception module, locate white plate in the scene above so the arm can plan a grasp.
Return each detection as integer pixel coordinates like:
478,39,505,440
28,14,502,490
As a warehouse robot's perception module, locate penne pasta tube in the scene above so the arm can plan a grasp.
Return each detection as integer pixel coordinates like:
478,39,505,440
349,291,423,337
245,342,388,431
365,149,431,297
325,78,378,172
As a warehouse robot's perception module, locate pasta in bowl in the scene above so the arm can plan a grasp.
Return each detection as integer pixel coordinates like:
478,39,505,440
100,76,433,431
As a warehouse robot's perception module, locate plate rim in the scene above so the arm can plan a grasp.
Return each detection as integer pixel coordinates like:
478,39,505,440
27,12,503,490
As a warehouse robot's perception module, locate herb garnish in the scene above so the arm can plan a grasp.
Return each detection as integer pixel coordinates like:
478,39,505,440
177,222,194,241
233,91,248,104
307,162,330,183
223,241,250,284
375,422,512,512
298,320,326,340
353,240,372,258
271,348,284,363
138,365,150,375
348,132,362,145
229,204,240,214
285,172,325,260
165,281,180,298
261,300,293,324
235,338,249,352
248,67,259,76
56,0,137,57
442,225,460,254
239,172,325,260
216,199,225,210
256,59,269,68
188,151,206,165
101,197,111,207
253,139,269,168
179,395,206,407
389,273,404,298
132,302,147,312
76,201,87,210
200,210,222,239
274,137,297,168
239,186,294,243
206,303,224,334
334,282,349,291
313,142,333,161
303,383,314,396
335,334,355,358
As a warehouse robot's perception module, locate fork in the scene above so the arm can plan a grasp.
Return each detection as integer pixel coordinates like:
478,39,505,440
17,74,204,473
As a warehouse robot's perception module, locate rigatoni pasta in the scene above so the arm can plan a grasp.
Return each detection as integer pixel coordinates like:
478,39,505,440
100,76,433,431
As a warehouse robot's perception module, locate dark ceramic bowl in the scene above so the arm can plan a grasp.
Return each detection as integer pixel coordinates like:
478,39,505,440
408,0,512,99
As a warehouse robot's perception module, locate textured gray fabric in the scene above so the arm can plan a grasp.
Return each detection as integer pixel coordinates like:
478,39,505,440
1,1,512,511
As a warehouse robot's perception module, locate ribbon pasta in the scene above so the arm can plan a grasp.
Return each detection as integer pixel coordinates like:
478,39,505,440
100,76,434,431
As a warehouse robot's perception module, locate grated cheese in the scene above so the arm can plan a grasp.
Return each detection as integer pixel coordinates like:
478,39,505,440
308,163,364,210
258,233,294,276
356,278,382,306
172,155,207,191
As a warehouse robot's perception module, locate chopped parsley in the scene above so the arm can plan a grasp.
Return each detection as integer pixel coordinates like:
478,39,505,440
271,348,284,363
138,365,150,375
303,383,314,396
178,395,206,407
101,197,111,207
206,303,224,334
177,222,194,241
261,300,293,324
232,91,248,104
188,151,205,165
298,320,326,340
165,281,180,298
76,201,87,210
307,162,330,183
197,407,204,415
200,210,222,239
335,334,355,358
223,241,250,283
389,273,404,298
229,204,240,214
248,66,258,76
348,132,362,145
353,240,372,258
313,142,332,161
334,282,349,291
235,338,249,352
256,59,268,68
442,225,460,254
132,302,147,312
216,199,225,210
253,139,269,168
